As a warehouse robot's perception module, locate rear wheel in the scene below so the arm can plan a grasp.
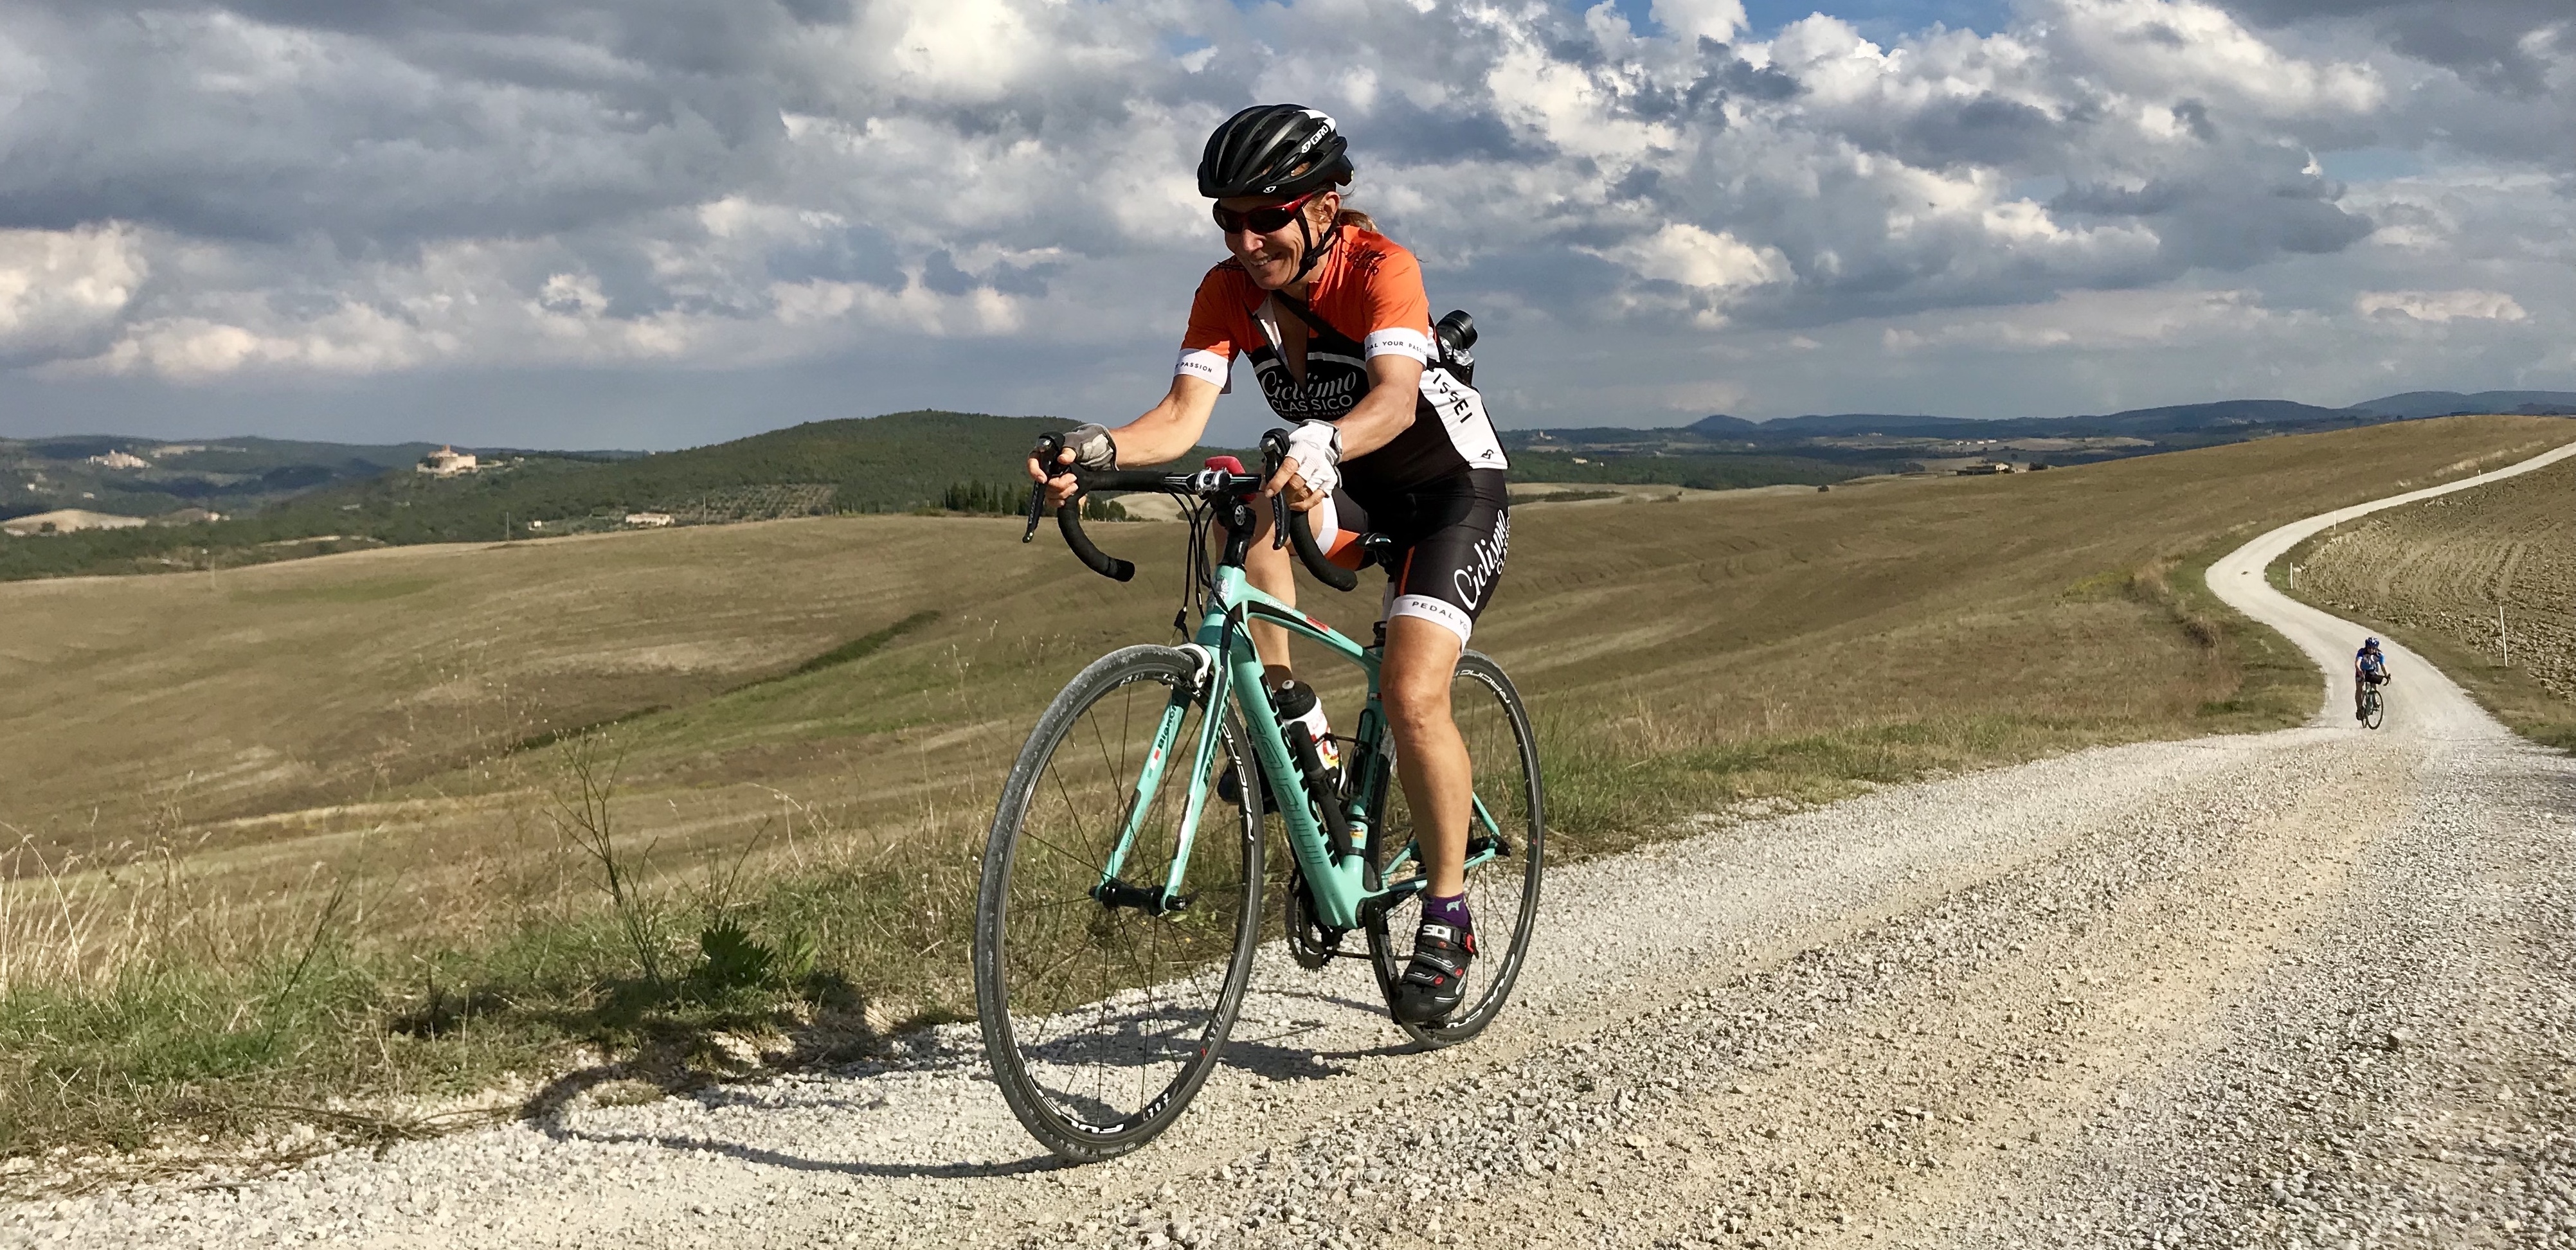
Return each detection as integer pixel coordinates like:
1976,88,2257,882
1365,650,1545,1046
973,646,1264,1162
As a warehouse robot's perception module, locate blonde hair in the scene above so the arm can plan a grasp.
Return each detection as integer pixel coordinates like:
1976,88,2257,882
1301,188,1374,235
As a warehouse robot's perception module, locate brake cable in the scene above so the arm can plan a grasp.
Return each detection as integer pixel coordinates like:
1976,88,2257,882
1173,495,1215,639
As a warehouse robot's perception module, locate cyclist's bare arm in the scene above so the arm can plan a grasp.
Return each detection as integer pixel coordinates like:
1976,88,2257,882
1027,375,1221,507
1263,355,1423,510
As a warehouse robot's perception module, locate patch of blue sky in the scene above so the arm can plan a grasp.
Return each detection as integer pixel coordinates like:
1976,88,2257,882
1599,0,2018,41
2008,174,2067,203
2315,148,2427,183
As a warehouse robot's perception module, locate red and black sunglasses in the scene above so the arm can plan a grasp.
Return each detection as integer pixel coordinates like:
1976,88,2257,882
1212,188,1324,235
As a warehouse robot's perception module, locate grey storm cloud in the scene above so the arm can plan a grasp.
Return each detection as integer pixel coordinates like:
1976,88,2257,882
0,1,800,244
0,0,2568,431
2217,0,2573,95
2054,170,2377,270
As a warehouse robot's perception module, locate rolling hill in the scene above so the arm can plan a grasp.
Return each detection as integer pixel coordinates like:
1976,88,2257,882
0,434,456,522
2346,390,2576,419
0,411,1081,582
1508,390,2576,481
11,390,2573,584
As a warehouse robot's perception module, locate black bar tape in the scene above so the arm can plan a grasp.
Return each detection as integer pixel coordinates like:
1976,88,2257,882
1056,504,1135,582
1290,509,1356,592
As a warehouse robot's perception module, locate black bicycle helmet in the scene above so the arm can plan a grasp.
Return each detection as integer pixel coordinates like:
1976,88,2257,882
1198,105,1355,199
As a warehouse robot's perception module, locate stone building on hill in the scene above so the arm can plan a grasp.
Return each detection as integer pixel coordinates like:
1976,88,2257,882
417,446,480,477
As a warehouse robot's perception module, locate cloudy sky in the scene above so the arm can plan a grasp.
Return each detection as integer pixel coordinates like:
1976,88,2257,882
0,0,2568,448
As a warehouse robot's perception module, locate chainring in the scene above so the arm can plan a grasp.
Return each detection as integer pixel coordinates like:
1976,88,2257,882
1283,867,1347,970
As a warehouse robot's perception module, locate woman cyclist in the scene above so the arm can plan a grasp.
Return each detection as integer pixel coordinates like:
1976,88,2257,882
1028,104,1509,1025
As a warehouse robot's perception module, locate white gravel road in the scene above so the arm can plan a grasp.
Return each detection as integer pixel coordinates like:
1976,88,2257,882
12,447,2576,1249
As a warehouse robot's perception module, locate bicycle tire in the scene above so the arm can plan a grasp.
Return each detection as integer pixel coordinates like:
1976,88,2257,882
973,645,1265,1162
2364,687,2385,731
1364,650,1545,1047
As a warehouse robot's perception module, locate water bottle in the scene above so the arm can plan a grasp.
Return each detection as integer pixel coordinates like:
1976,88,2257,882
1272,680,1340,782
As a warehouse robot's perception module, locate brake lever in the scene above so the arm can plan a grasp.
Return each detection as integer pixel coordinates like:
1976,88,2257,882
1022,483,1048,542
1024,434,1065,543
1259,429,1290,550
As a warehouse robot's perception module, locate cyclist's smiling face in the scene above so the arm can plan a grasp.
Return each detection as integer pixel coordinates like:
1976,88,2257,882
1218,190,1336,291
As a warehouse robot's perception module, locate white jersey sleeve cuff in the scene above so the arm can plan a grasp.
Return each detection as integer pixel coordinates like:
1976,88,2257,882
1175,347,1232,393
1364,328,1432,363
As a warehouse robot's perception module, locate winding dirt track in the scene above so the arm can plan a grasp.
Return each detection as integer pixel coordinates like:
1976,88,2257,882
15,447,2576,1249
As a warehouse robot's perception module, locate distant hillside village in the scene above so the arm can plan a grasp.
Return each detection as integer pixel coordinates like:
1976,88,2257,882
4,443,230,535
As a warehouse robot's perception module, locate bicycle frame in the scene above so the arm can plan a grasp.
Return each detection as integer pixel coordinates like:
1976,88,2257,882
1096,561,1503,932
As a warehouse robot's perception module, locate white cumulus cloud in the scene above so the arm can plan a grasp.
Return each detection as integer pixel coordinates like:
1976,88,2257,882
2355,289,2528,323
0,0,2566,436
0,223,145,360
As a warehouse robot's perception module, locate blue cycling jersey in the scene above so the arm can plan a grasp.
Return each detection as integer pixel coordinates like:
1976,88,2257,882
2357,650,2386,674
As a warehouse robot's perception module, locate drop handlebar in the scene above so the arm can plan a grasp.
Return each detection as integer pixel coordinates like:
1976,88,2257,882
1024,430,1355,591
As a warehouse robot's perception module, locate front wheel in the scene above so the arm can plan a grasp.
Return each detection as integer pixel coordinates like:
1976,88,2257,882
972,646,1265,1162
1365,650,1545,1046
2364,686,2385,730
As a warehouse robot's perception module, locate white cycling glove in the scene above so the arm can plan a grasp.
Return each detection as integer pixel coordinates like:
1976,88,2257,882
1282,420,1342,497
1059,423,1118,471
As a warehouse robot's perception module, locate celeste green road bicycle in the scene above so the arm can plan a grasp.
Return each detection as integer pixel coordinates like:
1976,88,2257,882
971,431,1545,1162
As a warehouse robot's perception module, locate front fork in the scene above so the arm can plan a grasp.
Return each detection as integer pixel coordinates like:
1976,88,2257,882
1092,644,1224,915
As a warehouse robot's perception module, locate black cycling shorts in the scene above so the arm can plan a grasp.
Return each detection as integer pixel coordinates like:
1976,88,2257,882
1311,469,1509,643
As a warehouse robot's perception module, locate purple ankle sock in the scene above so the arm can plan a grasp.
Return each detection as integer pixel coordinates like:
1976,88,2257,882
1423,891,1472,932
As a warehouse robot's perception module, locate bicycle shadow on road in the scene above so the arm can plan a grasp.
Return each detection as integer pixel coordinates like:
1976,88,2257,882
516,1066,1070,1179
501,976,1417,1181
1218,985,1434,1078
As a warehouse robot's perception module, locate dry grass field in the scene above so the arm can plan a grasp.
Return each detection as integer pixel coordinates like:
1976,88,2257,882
2,413,2569,1170
2284,451,2576,749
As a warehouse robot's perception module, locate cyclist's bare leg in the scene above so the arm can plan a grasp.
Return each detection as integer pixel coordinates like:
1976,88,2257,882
1381,615,1470,898
1247,510,1472,898
1245,506,1297,687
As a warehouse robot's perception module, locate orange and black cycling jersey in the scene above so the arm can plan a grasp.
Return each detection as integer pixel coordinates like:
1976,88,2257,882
1175,228,1506,499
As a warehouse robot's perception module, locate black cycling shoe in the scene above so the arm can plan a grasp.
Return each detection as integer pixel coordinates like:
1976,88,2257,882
1389,921,1476,1025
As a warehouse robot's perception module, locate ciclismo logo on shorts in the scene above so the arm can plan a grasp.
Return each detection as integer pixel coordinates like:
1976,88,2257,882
1452,512,1509,610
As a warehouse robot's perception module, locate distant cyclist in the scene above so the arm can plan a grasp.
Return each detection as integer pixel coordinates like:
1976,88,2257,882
2355,638,2391,721
1027,105,1509,1025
